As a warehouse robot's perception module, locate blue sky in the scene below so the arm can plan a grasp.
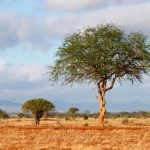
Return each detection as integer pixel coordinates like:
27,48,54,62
0,0,150,112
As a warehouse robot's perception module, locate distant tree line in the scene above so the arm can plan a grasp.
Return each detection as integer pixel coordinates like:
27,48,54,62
17,110,150,119
1,107,150,121
1,98,150,125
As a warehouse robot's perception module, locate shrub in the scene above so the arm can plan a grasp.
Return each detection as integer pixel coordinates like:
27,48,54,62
82,113,88,120
92,113,98,119
68,107,79,119
18,112,31,118
0,109,9,119
83,123,89,127
65,116,71,121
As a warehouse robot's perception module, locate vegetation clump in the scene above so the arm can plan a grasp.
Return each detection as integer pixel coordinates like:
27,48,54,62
22,98,55,125
18,112,31,118
0,109,9,119
68,107,79,119
82,113,89,120
83,123,89,127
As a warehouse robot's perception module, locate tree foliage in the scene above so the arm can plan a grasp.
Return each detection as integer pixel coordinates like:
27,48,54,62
0,109,9,119
68,107,79,118
50,24,150,85
49,23,150,126
22,98,55,124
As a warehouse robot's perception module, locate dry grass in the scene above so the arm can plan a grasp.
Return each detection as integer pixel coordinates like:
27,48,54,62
0,118,150,150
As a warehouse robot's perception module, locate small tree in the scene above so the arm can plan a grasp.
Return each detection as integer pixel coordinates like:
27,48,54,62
82,113,89,120
0,109,9,119
49,24,150,127
18,112,31,118
22,98,55,125
68,107,79,118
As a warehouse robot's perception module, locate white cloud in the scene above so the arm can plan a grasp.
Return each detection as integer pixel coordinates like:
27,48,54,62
83,2,150,33
1,2,150,51
0,58,50,102
43,0,150,12
0,12,51,51
0,58,149,110
43,0,104,11
0,58,46,84
0,59,5,71
43,2,150,38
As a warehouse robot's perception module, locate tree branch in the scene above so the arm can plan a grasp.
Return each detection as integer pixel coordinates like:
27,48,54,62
106,78,116,91
97,80,102,94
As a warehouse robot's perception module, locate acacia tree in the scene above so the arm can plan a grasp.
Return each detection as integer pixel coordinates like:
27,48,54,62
22,98,55,125
68,107,79,118
49,24,150,127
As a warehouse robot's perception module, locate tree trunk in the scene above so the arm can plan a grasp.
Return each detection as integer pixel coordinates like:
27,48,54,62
35,117,40,125
98,92,106,127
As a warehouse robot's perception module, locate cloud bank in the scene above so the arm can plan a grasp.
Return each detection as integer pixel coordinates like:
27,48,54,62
0,12,51,51
43,0,104,11
0,1,150,51
43,0,150,12
43,2,150,37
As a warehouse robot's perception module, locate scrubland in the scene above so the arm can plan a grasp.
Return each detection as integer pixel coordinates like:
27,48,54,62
0,118,150,150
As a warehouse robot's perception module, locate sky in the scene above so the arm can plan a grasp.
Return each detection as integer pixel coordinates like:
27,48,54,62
0,0,150,112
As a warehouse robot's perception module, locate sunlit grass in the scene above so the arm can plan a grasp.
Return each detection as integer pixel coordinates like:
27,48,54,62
0,118,150,150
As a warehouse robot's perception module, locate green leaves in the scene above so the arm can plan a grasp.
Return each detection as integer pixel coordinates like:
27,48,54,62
0,109,9,119
50,23,150,85
22,98,55,117
68,107,79,118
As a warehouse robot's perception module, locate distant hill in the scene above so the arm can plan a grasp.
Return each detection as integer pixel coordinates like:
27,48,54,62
0,99,150,113
0,100,21,113
0,100,21,107
52,100,150,112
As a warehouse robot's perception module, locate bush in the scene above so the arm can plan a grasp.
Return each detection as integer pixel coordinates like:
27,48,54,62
82,113,88,120
83,123,89,127
0,109,9,119
91,113,98,119
65,117,69,121
119,112,131,118
65,116,71,121
18,112,31,118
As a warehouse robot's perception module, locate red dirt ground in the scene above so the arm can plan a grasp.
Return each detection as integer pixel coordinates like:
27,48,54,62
0,125,150,150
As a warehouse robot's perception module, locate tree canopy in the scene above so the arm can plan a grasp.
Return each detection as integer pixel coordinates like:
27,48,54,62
50,24,150,86
68,107,79,118
22,98,55,124
49,23,150,127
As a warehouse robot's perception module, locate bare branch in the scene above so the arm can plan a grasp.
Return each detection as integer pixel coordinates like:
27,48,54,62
97,80,102,94
106,78,116,91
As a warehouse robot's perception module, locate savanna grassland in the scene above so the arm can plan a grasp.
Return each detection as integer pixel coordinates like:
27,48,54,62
0,118,150,150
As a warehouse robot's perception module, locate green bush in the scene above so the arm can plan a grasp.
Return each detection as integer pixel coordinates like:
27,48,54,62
0,109,9,119
18,112,31,118
83,123,89,127
82,113,88,120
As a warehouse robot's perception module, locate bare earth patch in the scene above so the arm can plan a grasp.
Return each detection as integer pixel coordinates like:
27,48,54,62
0,118,150,150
